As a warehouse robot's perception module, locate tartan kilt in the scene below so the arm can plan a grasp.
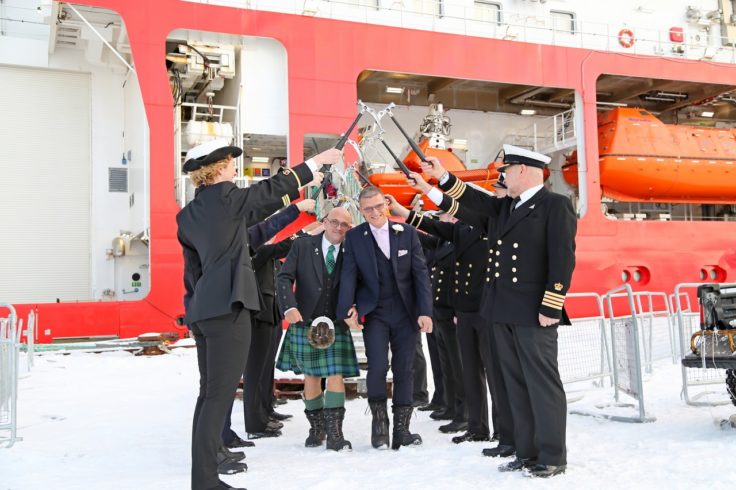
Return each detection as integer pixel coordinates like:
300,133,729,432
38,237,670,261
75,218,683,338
276,320,360,378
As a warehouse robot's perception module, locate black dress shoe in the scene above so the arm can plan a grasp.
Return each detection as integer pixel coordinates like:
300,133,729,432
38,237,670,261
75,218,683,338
451,430,490,443
417,402,444,412
266,420,284,431
482,444,515,457
218,446,245,463
429,409,454,421
216,460,248,475
524,463,567,478
247,428,282,439
274,397,287,406
498,457,537,472
439,420,468,434
269,410,293,421
224,434,255,448
412,399,429,408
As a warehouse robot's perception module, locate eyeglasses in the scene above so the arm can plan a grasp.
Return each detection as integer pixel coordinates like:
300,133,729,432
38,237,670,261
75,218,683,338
361,202,386,215
325,218,352,230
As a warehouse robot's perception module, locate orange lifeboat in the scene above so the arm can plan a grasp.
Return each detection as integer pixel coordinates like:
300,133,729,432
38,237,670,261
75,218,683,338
368,139,501,209
563,107,736,203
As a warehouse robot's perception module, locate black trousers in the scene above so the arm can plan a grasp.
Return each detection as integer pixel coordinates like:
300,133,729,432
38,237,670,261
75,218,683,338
495,323,566,466
244,319,276,432
486,323,515,447
363,314,418,407
190,308,251,490
455,311,493,436
434,309,466,422
413,333,429,404
425,329,446,406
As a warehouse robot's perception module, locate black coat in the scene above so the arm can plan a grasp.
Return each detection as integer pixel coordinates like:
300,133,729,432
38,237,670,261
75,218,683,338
276,233,344,320
438,174,577,326
177,163,313,325
417,232,455,311
409,211,489,314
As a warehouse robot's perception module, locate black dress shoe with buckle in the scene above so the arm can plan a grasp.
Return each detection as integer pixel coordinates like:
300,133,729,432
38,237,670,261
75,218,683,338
498,457,537,472
439,420,468,434
269,410,293,421
429,409,454,421
451,430,490,443
524,463,567,478
247,428,282,439
482,444,515,457
224,434,255,448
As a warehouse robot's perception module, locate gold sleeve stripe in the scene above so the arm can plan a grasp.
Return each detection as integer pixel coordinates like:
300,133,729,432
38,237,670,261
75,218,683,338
541,300,564,310
416,213,425,229
446,179,467,199
282,195,291,206
446,200,459,217
445,178,461,197
543,297,565,307
292,170,302,188
544,291,566,300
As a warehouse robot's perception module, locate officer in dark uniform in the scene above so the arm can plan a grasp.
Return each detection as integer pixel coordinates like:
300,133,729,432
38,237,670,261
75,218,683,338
418,144,576,478
391,193,513,448
177,139,340,490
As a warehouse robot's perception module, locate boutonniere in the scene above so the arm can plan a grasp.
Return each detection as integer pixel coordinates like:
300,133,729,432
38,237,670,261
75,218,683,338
391,224,404,235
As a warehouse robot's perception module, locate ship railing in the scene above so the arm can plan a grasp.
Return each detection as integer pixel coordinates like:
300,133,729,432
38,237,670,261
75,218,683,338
503,107,577,156
0,303,21,448
569,284,655,423
673,282,732,407
225,0,736,65
559,292,612,402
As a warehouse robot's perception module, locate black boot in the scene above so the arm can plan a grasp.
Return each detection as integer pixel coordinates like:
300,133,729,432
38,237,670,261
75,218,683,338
324,407,352,451
368,400,390,449
391,405,422,450
304,408,326,447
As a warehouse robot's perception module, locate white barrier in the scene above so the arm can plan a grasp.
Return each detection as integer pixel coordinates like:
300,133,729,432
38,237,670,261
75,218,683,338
0,303,21,448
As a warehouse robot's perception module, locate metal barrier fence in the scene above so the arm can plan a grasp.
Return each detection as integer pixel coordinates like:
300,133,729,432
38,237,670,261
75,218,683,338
559,292,612,392
570,284,655,423
0,303,21,448
674,282,732,407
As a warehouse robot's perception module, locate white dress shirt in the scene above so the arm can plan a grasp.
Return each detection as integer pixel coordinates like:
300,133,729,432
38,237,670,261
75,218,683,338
369,221,391,259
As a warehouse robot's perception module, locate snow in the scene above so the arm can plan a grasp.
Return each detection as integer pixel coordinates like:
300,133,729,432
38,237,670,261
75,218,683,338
2,348,736,490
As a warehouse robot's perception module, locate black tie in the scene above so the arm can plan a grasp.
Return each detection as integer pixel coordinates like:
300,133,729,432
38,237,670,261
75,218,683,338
510,196,521,214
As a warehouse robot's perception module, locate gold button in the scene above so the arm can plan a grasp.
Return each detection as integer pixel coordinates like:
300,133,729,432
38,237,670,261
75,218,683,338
488,257,493,262
432,267,436,271
455,280,459,284
455,270,459,275
455,262,460,266
440,270,444,275
483,237,488,241
455,289,459,292
512,255,517,260
495,262,499,267
435,296,439,300
467,272,471,277
486,278,490,282
497,239,502,245
495,272,500,277
512,277,518,283
496,251,500,256
465,281,469,286
486,267,490,272
438,279,442,283
489,249,494,254
469,264,473,268
513,243,519,248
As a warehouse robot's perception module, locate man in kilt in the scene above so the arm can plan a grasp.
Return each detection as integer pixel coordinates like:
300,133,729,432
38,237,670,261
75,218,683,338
276,207,359,451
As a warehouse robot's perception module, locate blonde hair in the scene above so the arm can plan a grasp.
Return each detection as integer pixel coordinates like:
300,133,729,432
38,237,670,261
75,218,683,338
189,157,232,187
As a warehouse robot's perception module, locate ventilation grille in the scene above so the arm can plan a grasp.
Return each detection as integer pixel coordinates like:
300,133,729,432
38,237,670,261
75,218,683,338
108,167,128,193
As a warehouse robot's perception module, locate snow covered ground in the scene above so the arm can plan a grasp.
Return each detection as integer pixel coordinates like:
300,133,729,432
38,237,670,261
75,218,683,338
2,346,736,490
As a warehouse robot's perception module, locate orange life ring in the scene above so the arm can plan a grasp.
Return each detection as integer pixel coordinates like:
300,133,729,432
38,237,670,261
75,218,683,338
618,28,635,48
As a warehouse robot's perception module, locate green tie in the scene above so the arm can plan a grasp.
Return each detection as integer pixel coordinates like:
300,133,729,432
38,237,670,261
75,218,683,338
326,244,336,274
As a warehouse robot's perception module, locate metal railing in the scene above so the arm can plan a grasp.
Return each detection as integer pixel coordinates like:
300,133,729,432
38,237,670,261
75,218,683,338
0,303,21,448
186,0,736,65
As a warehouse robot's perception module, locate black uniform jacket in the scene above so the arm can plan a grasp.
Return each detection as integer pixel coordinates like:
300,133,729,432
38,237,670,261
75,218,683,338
437,175,577,326
276,232,343,320
417,231,455,311
177,163,313,325
409,211,489,314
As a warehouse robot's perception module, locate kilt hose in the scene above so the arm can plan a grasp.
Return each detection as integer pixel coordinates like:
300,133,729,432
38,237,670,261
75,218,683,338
276,321,360,378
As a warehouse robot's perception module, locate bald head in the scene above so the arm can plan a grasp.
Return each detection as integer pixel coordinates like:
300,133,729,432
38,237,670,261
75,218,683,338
323,206,353,244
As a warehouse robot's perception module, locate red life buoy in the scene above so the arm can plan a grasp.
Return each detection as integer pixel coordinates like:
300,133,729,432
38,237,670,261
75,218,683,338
618,28,635,48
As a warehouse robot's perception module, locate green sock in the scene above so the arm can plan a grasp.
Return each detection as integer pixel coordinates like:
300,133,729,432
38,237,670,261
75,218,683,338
304,393,324,411
324,390,345,409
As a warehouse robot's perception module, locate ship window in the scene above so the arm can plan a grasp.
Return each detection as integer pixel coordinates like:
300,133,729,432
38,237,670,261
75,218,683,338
551,10,576,34
474,1,502,25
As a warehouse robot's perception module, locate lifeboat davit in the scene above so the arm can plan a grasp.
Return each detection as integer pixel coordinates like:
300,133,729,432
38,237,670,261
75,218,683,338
563,107,736,203
369,139,500,209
